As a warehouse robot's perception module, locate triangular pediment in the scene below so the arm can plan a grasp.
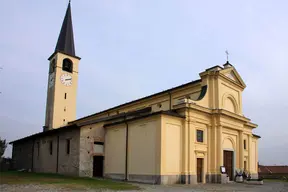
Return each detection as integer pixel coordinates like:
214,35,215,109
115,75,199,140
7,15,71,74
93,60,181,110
225,71,239,82
220,67,246,88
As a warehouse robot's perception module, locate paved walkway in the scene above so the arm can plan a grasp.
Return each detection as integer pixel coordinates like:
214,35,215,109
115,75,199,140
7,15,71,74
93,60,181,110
136,181,288,192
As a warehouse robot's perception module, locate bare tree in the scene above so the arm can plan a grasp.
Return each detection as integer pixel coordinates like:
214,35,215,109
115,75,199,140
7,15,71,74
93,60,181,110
0,138,7,158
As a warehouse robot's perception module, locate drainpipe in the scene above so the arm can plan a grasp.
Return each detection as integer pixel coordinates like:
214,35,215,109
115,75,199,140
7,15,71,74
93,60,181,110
124,118,129,181
56,136,60,173
31,139,35,172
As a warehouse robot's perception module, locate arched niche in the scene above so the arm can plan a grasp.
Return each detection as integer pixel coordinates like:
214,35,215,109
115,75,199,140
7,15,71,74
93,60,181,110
222,93,238,114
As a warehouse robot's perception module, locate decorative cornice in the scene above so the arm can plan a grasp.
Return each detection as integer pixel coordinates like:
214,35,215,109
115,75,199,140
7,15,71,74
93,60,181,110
174,103,257,127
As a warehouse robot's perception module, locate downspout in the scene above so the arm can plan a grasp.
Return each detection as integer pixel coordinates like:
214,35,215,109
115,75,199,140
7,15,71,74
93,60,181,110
168,92,172,110
124,117,129,181
56,136,60,173
31,139,35,172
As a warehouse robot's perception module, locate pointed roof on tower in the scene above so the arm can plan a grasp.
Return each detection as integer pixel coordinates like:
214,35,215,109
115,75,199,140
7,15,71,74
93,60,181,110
54,1,76,57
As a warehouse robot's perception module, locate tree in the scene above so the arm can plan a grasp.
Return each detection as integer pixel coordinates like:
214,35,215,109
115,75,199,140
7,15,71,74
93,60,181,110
0,138,7,158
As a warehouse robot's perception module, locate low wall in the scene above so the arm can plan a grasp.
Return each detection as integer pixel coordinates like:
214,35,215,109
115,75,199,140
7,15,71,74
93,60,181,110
259,173,288,180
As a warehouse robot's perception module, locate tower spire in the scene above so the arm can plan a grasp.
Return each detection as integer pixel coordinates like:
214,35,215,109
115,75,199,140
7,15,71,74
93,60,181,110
55,2,76,57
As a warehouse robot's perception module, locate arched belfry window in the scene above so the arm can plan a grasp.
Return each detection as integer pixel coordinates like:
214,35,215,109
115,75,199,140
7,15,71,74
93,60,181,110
49,59,56,73
62,58,73,73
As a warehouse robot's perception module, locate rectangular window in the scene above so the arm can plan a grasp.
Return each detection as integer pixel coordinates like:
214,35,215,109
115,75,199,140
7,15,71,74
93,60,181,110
49,141,53,155
64,93,67,99
94,142,104,154
244,140,247,150
244,161,247,171
196,130,204,143
66,139,70,154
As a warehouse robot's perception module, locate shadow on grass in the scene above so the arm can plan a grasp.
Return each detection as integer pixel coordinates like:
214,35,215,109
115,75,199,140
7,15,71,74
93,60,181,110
264,178,288,183
0,171,140,191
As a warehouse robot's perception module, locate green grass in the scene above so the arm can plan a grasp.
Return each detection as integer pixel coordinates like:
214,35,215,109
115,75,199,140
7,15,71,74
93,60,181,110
264,178,288,183
0,171,140,190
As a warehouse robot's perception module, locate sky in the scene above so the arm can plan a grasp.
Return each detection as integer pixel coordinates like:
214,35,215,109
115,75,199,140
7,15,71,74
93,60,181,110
0,0,287,165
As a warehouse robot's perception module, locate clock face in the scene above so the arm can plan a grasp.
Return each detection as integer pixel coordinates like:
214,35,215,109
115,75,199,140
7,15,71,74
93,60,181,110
48,73,55,88
60,74,72,86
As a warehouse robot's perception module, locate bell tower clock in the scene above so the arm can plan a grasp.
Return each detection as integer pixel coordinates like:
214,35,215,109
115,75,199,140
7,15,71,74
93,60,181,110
44,2,81,131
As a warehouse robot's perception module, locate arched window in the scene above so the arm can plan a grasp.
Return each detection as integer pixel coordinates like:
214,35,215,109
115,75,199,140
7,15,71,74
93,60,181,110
62,58,73,73
49,59,56,73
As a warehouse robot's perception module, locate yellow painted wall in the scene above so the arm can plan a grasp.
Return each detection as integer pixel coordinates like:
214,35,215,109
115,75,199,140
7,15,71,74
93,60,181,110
220,82,241,115
128,117,160,175
251,138,258,174
104,115,162,178
104,124,126,175
101,65,258,183
161,115,183,175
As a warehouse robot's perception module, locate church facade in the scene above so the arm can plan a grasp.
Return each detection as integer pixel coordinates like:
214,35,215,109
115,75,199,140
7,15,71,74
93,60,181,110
10,2,260,184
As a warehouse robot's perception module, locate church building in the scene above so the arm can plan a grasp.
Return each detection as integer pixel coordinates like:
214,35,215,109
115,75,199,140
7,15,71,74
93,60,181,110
10,2,260,184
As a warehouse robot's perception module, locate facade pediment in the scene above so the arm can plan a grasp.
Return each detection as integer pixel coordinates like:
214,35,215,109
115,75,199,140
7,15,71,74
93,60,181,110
220,67,246,88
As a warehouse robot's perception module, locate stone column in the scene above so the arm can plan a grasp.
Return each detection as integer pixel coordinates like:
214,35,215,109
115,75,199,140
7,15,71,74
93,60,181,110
189,120,197,184
216,124,223,184
207,116,221,183
217,125,223,168
206,125,211,177
181,111,189,184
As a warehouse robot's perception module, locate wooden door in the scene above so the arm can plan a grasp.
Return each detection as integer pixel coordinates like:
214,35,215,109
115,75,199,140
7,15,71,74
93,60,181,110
197,158,203,183
93,156,104,177
223,151,233,180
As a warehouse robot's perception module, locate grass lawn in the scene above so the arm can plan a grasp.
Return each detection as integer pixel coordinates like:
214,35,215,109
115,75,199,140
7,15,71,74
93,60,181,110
264,178,288,182
0,171,140,191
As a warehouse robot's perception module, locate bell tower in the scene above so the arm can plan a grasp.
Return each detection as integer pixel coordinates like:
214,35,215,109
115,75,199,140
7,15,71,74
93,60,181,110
44,2,80,131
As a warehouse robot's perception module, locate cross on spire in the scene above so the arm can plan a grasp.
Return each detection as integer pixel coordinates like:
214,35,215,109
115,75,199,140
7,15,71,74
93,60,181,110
225,50,229,62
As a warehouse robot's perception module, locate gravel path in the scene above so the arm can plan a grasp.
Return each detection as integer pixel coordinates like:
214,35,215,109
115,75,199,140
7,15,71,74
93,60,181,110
1,182,287,192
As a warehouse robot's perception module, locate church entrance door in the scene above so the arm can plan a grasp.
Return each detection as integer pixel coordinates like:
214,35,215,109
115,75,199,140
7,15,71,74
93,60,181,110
197,158,203,183
93,156,104,177
223,150,233,180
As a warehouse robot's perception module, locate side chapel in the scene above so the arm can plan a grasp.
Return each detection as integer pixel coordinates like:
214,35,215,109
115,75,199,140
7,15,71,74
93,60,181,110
10,2,260,184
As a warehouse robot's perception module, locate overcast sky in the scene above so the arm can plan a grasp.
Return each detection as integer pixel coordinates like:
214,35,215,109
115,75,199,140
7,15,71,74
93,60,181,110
0,0,287,165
